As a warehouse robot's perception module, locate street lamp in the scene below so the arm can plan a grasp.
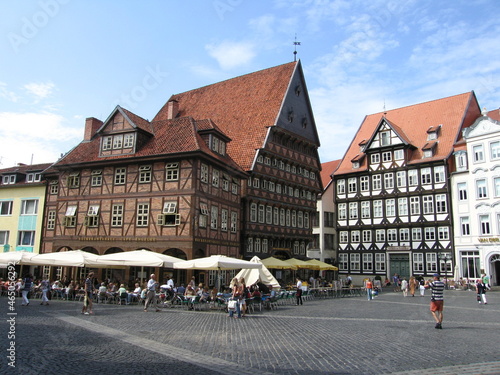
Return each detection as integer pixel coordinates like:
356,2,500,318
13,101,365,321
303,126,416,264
438,252,452,287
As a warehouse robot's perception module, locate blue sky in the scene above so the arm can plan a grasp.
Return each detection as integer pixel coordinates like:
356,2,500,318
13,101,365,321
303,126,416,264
0,0,499,168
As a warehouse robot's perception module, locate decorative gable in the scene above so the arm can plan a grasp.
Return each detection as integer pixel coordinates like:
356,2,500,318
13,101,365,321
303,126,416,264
366,119,408,150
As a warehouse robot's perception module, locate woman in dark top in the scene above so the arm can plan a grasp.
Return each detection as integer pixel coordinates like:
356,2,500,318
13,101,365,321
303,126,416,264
21,274,33,306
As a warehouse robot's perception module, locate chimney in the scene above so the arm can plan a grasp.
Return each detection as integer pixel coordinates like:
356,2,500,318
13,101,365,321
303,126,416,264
167,99,179,119
84,117,103,141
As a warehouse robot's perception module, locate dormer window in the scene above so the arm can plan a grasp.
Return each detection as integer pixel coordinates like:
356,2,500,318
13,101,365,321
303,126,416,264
422,142,437,158
427,125,442,141
209,135,226,156
2,175,16,185
124,133,135,148
26,173,41,183
102,136,112,150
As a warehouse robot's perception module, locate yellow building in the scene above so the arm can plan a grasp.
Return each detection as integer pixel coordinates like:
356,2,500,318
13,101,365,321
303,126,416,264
0,163,51,254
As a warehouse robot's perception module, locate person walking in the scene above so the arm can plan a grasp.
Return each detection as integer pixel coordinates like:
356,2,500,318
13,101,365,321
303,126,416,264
476,279,488,304
144,274,160,312
409,276,416,297
21,273,33,306
81,271,95,315
228,277,241,318
419,278,425,297
401,278,408,297
40,276,50,305
365,278,373,301
296,277,303,305
392,273,400,292
425,274,445,329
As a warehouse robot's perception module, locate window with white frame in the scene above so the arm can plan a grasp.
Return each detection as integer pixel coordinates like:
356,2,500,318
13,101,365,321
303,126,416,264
339,253,348,270
339,231,348,243
266,206,273,225
136,204,149,226
394,149,404,160
337,179,345,194
350,253,360,270
231,212,237,233
421,168,432,184
212,169,219,187
232,178,239,195
382,151,392,162
387,229,397,242
491,141,500,160
422,195,434,214
253,178,260,189
166,163,179,181
375,253,386,271
273,207,279,225
479,214,491,235
291,210,297,227
434,166,445,183
386,199,395,216
408,170,418,186
426,253,437,272
0,201,13,216
412,228,422,241
349,202,358,219
2,175,16,184
495,177,500,197
338,203,347,220
18,231,35,246
64,205,77,227
375,229,385,242
399,228,409,242
373,200,383,217
363,253,373,271
26,172,41,183
297,211,303,228
413,253,424,272
396,171,406,187
102,136,112,150
113,134,123,149
124,133,135,148
139,165,152,183
372,175,381,190
398,197,408,215
293,241,300,255
473,144,484,163
371,154,380,164
360,176,369,191
438,227,449,240
221,209,228,231
210,206,218,229
458,182,468,200
199,203,209,228
67,172,80,188
200,164,208,183
361,201,370,218
424,227,435,240
456,151,468,171
21,199,38,215
380,131,390,146
348,178,357,193
254,238,261,253
460,216,470,235
258,205,265,224
114,168,126,185
304,212,309,229
476,179,488,198
247,237,253,252
351,230,360,243
436,194,447,213
410,197,420,215
250,203,257,223
91,170,102,186
362,230,372,242
280,208,285,226
111,204,123,227
384,173,394,189
47,210,56,230
49,180,58,195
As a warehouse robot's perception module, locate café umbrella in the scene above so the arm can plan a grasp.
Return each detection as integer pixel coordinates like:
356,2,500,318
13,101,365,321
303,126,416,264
28,250,103,267
96,249,185,268
305,259,339,271
234,256,280,289
260,256,297,270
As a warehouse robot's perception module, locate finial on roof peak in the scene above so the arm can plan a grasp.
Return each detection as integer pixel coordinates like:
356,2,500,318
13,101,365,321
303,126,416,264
482,107,488,116
293,34,301,62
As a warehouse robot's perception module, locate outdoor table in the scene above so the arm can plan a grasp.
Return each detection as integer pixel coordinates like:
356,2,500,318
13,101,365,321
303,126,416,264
341,287,362,297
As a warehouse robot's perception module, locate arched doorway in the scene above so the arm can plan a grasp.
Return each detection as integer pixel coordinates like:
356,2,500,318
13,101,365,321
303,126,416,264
489,254,500,286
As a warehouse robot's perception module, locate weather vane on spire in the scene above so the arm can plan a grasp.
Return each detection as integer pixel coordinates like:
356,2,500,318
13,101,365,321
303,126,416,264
293,34,301,62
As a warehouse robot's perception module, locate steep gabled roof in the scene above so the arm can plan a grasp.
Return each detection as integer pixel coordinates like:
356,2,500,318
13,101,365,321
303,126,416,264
97,106,153,135
335,92,481,175
0,163,52,175
153,62,298,170
320,159,341,191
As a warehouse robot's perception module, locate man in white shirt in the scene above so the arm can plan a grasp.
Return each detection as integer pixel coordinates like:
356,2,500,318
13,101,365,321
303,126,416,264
144,274,160,312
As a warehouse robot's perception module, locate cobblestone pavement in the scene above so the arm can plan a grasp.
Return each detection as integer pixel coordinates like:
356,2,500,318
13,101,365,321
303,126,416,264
1,289,499,375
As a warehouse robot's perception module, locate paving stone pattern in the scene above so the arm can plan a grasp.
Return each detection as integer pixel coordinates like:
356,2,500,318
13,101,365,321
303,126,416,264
1,290,499,375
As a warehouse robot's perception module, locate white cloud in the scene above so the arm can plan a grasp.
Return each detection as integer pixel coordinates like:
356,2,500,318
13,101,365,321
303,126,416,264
24,82,55,101
0,111,81,167
206,41,257,70
0,82,19,102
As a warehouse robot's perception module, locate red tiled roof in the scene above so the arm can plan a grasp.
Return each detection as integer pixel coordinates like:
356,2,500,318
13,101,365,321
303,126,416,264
0,162,52,174
120,107,154,134
320,159,341,190
487,108,500,122
50,116,242,173
153,62,297,170
335,92,481,175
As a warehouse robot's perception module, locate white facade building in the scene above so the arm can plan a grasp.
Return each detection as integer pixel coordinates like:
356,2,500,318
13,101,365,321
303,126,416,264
452,111,500,286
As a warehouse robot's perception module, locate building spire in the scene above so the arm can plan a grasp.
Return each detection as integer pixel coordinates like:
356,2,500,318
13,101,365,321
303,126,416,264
293,34,301,62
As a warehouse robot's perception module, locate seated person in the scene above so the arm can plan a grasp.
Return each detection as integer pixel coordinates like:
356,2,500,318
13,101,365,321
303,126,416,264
184,285,196,297
176,284,186,295
251,287,261,298
127,283,141,303
107,282,118,299
200,287,210,302
118,284,128,303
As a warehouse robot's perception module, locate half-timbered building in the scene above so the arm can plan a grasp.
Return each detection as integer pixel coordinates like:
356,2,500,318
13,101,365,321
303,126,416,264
333,92,481,283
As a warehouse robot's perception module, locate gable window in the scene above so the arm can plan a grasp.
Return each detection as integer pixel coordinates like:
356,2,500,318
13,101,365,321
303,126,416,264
113,135,123,149
473,144,484,163
0,201,13,216
232,178,239,195
102,136,112,150
139,165,152,183
91,170,102,187
114,168,126,185
21,199,38,215
2,175,16,184
124,133,135,148
26,173,41,183
380,131,390,146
